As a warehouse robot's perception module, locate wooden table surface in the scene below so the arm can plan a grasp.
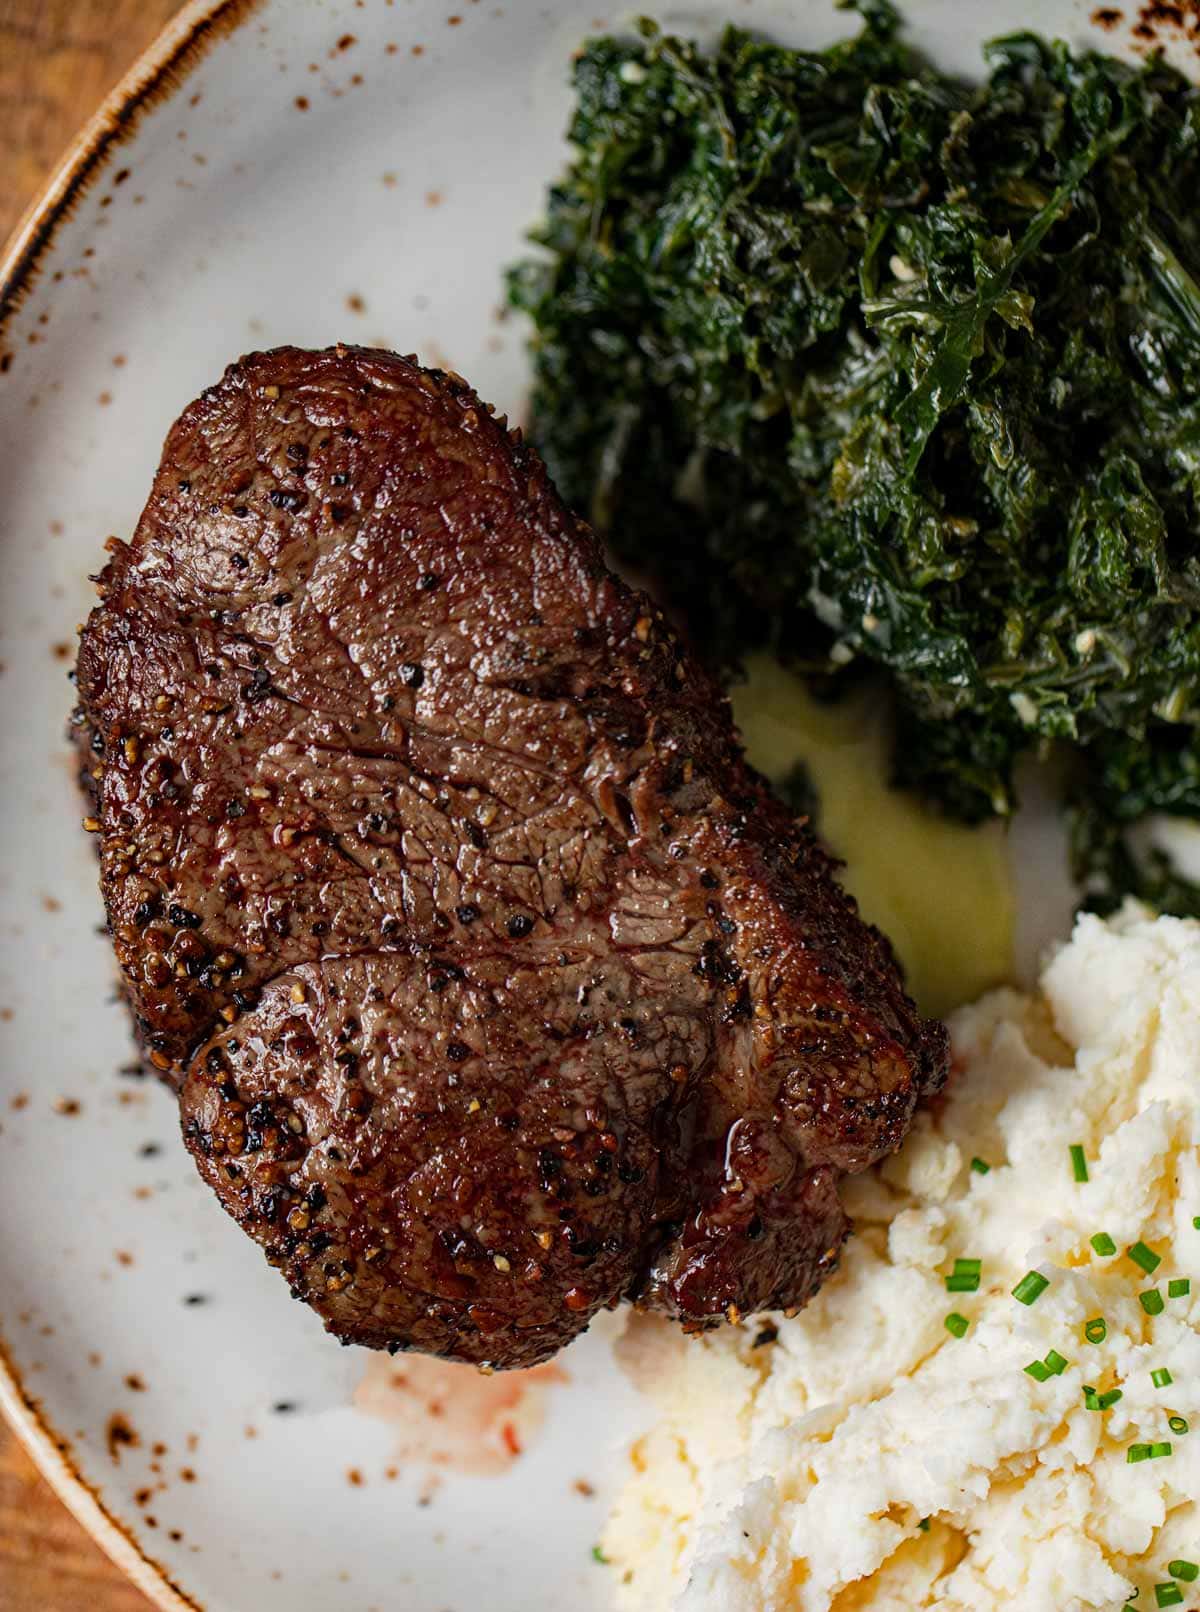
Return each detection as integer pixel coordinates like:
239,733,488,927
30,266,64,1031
0,9,183,1604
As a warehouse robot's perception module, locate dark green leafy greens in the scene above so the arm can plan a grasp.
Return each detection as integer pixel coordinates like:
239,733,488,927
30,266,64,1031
508,3,1200,914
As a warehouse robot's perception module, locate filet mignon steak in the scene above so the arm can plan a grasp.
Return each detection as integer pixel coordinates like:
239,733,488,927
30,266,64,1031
75,345,947,1368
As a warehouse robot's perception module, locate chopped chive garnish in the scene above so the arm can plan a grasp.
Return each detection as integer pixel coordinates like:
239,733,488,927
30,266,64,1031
946,1260,981,1292
1168,1278,1190,1299
1193,1217,1200,1230
1128,1241,1162,1275
1025,1359,1051,1382
1128,1441,1171,1462
1070,1144,1089,1182
1044,1349,1069,1376
1085,1317,1107,1344
1169,1560,1199,1582
1084,1385,1122,1411
591,1546,608,1565
918,1517,930,1532
1152,1368,1174,1388
1141,1288,1165,1316
944,1312,969,1339
1169,1415,1189,1435
1013,1271,1049,1305
1091,1233,1117,1257
1156,1582,1184,1606
970,1157,991,1175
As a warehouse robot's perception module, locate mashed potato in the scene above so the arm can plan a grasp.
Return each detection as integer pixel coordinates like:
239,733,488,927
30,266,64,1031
605,908,1200,1611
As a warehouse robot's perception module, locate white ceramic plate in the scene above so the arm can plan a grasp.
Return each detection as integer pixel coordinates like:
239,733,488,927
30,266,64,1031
1,2,1194,1607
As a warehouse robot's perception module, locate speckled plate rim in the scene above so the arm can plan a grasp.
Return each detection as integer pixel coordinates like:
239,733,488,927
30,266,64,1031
0,5,257,1604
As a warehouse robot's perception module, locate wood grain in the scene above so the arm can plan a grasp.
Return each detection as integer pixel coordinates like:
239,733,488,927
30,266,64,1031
0,8,183,1602
0,0,183,243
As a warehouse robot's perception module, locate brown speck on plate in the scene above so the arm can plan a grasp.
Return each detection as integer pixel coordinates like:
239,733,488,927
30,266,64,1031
295,95,310,110
106,1411,140,1463
53,1096,81,1116
125,1374,147,1392
115,1249,134,1266
346,292,367,313
347,1467,365,1486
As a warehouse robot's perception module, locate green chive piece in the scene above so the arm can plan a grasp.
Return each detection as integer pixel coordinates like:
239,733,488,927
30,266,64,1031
1025,1359,1051,1382
1169,1415,1189,1435
1150,1441,1173,1458
592,1546,609,1565
1128,1442,1153,1462
1140,1288,1165,1316
1082,1384,1122,1411
1168,1278,1190,1298
918,1518,930,1532
1091,1233,1117,1257
1013,1271,1049,1305
1085,1317,1107,1344
1156,1581,1184,1606
1044,1349,1069,1376
1152,1367,1173,1388
1193,1217,1200,1230
944,1312,969,1339
1070,1144,1089,1182
952,1258,982,1276
970,1157,990,1175
1128,1241,1162,1275
1169,1560,1199,1582
946,1273,981,1293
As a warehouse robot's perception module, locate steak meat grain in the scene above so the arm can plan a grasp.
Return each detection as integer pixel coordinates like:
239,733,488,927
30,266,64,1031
75,346,947,1368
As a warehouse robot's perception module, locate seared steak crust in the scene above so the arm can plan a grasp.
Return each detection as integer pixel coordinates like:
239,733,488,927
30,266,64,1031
76,346,947,1368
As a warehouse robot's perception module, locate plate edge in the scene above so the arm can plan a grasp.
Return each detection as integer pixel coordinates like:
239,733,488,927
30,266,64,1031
0,1325,201,1611
0,5,265,1605
0,0,262,349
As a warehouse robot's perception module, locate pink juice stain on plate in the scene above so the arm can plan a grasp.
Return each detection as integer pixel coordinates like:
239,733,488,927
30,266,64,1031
355,1352,568,1475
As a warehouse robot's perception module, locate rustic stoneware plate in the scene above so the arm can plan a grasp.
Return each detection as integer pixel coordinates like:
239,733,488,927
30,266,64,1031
0,1,1194,1607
